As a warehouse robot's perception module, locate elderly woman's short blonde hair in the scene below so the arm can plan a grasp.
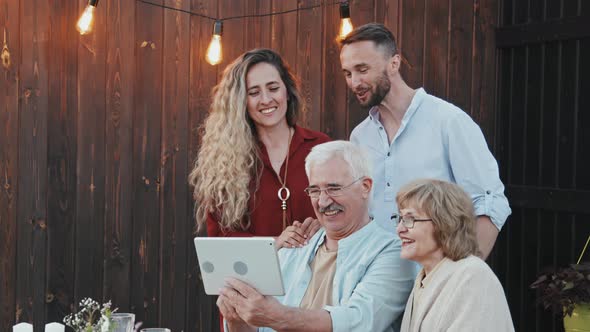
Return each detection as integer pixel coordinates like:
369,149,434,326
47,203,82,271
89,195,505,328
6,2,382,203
396,179,480,260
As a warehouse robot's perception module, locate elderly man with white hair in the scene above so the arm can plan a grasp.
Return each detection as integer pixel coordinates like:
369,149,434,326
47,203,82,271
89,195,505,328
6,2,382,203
217,140,415,332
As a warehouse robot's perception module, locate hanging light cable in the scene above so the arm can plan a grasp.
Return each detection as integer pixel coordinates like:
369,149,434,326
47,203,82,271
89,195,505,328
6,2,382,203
206,20,223,66
338,1,353,40
76,0,351,61
77,0,99,35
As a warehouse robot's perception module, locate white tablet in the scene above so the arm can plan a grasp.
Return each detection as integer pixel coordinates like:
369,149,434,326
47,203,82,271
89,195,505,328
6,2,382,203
194,237,285,296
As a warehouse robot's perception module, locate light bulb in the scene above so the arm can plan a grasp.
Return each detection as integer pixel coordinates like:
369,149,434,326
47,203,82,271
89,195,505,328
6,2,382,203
206,35,222,65
339,18,353,39
206,21,223,66
338,1,353,40
76,1,98,35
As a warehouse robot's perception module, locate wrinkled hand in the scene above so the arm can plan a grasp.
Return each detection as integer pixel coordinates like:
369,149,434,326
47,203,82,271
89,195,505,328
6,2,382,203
276,217,321,249
217,293,255,332
217,292,243,323
220,278,285,328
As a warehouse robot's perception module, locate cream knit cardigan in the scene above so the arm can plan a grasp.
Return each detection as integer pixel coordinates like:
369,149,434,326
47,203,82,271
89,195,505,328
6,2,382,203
400,255,515,332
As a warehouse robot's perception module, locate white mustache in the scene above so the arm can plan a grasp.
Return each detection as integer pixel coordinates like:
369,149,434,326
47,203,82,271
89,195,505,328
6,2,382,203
319,203,344,213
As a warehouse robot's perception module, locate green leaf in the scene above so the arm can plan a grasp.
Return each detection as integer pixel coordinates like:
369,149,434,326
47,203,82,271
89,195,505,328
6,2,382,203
563,282,575,291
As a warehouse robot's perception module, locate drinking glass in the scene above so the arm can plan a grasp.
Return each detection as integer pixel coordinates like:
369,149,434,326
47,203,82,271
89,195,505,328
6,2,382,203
111,313,136,332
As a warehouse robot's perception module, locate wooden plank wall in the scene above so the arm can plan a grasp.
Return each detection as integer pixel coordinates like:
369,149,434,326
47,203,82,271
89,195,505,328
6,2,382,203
0,0,499,331
493,0,590,331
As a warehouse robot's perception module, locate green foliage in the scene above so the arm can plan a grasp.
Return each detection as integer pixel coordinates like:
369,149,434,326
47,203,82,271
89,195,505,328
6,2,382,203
531,263,590,317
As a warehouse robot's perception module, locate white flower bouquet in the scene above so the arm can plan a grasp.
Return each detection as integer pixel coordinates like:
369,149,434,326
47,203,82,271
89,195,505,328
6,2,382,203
63,298,116,332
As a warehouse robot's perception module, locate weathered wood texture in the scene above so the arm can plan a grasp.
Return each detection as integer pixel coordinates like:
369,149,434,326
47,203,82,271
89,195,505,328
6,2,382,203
492,0,590,331
1,0,504,331
0,0,20,330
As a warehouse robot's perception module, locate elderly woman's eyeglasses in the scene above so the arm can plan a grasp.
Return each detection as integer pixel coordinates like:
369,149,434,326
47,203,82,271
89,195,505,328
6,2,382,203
391,213,432,229
304,177,363,198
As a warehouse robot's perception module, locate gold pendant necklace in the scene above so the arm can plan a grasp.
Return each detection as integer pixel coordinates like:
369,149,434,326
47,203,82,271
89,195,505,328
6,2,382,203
276,128,293,230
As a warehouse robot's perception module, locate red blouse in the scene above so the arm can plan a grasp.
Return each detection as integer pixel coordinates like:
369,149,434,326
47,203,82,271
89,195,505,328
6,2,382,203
206,125,330,237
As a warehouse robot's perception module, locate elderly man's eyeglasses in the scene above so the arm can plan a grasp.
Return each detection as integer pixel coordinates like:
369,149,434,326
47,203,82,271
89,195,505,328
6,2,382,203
304,177,363,198
391,213,432,229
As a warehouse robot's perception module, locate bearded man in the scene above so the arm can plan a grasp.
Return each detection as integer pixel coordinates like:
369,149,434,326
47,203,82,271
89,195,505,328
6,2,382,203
339,23,511,259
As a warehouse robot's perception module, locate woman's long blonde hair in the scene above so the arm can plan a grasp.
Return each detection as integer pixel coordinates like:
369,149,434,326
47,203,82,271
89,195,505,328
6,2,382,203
189,49,303,233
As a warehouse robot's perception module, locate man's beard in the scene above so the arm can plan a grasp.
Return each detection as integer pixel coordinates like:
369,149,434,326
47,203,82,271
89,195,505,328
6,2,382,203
360,70,391,108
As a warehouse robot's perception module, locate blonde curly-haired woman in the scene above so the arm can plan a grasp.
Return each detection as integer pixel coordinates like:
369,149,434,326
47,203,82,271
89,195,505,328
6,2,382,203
190,48,330,251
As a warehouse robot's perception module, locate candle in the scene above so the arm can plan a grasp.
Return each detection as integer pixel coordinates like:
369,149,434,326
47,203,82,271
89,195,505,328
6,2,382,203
12,323,33,332
45,322,65,332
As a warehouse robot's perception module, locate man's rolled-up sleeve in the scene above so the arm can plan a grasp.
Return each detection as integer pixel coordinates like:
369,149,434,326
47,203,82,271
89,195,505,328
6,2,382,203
323,239,415,332
446,112,511,230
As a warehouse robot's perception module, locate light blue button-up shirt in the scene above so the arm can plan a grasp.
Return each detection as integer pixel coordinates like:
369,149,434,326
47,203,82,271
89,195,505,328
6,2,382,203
254,221,415,332
350,88,511,232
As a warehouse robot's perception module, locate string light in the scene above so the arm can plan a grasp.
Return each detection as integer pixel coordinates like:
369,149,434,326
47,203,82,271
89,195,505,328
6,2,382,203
206,21,223,66
78,0,350,65
77,0,99,35
338,1,353,40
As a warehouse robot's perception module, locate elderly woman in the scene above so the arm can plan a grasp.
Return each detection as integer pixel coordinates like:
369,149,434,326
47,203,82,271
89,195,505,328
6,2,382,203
395,179,514,332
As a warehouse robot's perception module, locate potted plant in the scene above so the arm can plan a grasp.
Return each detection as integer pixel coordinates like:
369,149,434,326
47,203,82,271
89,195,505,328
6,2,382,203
531,235,590,331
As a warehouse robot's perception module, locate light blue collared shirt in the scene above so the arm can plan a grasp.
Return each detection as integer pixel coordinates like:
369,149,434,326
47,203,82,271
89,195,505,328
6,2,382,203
255,221,415,332
350,88,511,231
